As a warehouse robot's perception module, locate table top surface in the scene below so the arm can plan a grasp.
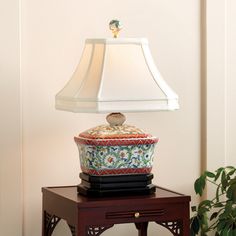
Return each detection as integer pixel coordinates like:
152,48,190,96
42,186,191,208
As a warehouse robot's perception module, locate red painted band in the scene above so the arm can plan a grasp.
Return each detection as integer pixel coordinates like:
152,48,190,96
74,137,159,146
81,167,152,176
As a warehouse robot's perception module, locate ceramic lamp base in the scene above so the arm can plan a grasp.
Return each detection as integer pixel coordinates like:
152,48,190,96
74,121,158,177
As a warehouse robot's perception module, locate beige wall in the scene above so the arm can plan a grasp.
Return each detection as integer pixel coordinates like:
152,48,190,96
0,0,22,235
205,0,236,172
226,0,236,166
5,0,236,235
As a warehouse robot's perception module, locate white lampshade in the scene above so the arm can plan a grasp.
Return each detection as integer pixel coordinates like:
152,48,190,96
55,38,179,113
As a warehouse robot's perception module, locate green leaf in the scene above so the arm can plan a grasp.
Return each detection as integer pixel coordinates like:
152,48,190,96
215,167,224,181
229,230,236,236
191,206,197,212
190,216,200,235
229,177,236,185
216,185,221,202
206,171,215,178
210,212,218,221
226,183,236,200
200,175,206,189
225,166,235,170
214,202,224,208
190,228,196,236
222,226,230,236
217,219,226,232
192,167,236,236
218,202,233,220
227,169,236,176
198,206,210,215
221,171,228,193
225,201,233,214
226,186,233,200
200,233,207,236
199,200,212,208
232,229,236,236
194,176,206,196
199,212,208,230
232,207,236,216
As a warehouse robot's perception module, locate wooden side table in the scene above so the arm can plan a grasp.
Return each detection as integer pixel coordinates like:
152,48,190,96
42,186,191,236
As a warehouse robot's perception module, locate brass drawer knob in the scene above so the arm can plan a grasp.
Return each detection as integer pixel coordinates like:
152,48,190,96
134,212,140,218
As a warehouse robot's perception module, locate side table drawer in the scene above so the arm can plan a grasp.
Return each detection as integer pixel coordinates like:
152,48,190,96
81,202,188,225
106,208,166,220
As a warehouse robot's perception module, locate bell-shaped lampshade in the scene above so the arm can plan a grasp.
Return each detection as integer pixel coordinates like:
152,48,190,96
55,38,179,113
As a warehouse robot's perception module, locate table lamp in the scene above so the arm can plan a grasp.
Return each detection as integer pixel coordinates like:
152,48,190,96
55,20,179,196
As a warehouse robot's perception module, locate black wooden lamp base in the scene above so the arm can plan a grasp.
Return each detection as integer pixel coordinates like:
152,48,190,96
77,172,156,197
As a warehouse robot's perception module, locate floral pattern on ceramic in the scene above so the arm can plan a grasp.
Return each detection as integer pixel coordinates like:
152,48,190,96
77,143,156,176
75,123,158,175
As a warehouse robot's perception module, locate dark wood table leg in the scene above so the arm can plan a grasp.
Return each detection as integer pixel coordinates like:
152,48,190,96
135,222,148,236
42,211,46,236
85,225,114,236
42,211,61,236
68,224,76,236
182,217,190,236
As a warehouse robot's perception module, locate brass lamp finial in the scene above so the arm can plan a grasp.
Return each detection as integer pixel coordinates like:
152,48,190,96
109,19,122,38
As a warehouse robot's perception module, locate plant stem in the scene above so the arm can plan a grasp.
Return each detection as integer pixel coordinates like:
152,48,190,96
207,178,220,187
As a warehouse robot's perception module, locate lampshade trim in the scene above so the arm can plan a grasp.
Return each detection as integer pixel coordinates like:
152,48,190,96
55,98,179,113
56,96,178,102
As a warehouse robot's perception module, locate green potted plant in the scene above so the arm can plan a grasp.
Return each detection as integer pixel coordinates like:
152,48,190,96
190,166,236,236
